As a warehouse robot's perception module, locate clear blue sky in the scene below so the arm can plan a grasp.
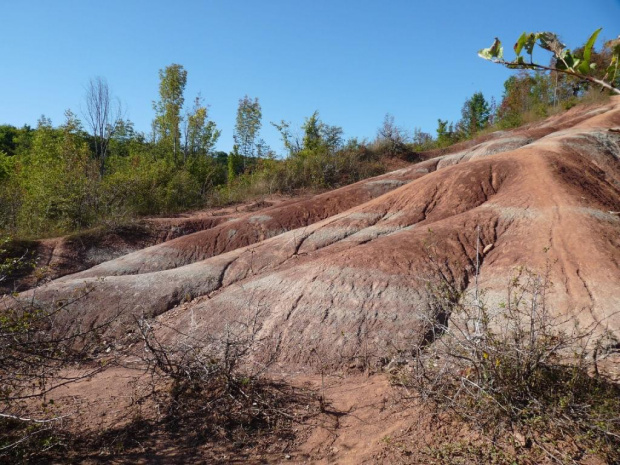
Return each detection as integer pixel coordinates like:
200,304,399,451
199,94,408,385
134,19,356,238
1,0,619,154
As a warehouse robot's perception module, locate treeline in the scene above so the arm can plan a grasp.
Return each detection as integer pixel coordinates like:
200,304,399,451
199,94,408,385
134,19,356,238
0,64,392,238
0,38,616,238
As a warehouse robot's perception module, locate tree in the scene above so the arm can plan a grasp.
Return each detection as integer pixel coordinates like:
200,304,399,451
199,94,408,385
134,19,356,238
458,92,490,139
82,77,123,177
412,127,434,151
234,96,262,165
436,119,456,147
227,145,243,184
0,126,18,157
302,111,322,152
494,71,554,128
183,95,220,162
271,119,300,156
301,111,343,153
479,29,620,95
376,113,408,156
153,64,188,162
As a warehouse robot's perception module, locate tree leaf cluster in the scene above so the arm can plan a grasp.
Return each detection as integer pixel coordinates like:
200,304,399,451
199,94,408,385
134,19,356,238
479,28,620,94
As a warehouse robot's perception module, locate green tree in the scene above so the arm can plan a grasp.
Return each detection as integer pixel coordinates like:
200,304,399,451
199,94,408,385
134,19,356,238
458,91,490,138
436,119,457,147
0,125,33,158
495,71,554,128
153,64,188,163
183,96,220,161
0,126,18,157
234,96,262,165
301,111,343,153
107,119,137,159
227,145,243,184
302,111,322,152
15,112,97,234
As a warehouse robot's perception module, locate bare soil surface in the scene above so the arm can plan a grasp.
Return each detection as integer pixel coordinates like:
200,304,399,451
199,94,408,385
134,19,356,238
3,97,620,463
38,363,465,464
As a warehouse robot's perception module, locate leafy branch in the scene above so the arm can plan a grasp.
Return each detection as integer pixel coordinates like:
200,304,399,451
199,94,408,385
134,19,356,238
479,29,620,95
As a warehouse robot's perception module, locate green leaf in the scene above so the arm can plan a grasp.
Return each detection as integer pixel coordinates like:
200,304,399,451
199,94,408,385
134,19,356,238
514,32,527,56
478,48,492,60
579,28,602,74
556,49,576,71
606,54,619,82
524,33,537,56
478,38,503,61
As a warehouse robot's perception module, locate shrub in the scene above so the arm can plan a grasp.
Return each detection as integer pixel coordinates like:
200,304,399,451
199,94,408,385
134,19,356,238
0,249,112,461
403,262,620,462
133,309,318,444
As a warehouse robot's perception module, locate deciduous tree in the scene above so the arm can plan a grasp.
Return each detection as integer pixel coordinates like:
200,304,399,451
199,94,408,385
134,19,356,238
183,96,220,161
234,96,262,165
153,64,188,163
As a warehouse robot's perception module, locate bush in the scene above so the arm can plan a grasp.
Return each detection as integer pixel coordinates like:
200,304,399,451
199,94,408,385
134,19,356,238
403,262,620,462
133,309,318,445
0,249,112,461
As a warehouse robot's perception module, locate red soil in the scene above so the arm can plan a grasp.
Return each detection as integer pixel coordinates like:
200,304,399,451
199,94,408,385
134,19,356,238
3,97,620,463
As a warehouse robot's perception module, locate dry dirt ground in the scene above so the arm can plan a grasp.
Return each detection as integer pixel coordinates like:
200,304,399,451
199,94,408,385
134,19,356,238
40,365,496,464
3,97,620,463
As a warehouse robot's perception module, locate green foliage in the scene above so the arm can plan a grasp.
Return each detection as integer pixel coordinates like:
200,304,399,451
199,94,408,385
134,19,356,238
303,111,344,153
234,95,262,160
477,37,503,61
0,237,35,287
495,71,553,128
268,111,357,190
480,28,620,95
0,151,14,181
271,120,297,154
183,96,220,162
152,63,188,162
6,112,98,236
604,36,620,86
226,145,242,185
458,92,490,139
435,119,457,148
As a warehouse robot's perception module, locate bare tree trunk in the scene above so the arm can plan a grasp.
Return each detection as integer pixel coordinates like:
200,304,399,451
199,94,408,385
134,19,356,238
83,77,123,178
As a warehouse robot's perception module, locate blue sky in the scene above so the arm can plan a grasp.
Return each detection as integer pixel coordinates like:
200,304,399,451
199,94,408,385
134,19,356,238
1,0,619,154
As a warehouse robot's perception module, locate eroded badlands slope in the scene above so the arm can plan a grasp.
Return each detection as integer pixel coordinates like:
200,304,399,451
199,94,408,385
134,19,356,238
6,97,620,364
